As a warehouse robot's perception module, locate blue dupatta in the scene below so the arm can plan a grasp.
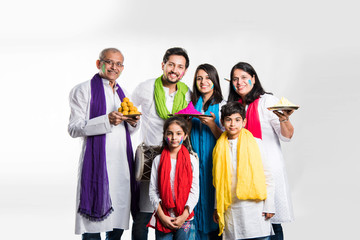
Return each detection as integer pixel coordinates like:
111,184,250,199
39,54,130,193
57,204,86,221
190,96,220,234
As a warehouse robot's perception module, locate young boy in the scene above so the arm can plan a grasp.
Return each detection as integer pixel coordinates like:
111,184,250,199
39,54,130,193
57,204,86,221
212,102,275,240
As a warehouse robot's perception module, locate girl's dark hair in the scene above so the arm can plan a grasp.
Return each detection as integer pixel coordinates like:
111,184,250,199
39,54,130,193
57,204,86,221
163,47,190,69
191,64,223,112
220,102,246,121
161,116,192,152
227,62,271,104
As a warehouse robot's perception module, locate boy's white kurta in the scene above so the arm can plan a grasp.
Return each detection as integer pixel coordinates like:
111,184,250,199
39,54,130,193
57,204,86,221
255,94,294,223
132,78,191,213
222,138,274,240
149,154,199,217
68,78,138,235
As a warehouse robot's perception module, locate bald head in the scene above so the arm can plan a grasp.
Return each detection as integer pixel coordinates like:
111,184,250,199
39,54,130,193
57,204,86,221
99,48,124,62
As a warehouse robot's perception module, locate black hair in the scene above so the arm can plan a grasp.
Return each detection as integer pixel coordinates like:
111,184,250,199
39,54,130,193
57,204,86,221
220,102,246,121
161,116,192,152
163,47,190,69
227,62,271,104
191,64,223,112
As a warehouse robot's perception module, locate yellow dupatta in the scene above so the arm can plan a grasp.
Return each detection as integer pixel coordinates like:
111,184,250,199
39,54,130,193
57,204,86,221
212,128,267,236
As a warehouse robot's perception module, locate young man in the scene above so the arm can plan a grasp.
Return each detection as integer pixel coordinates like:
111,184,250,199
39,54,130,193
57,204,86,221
68,48,139,240
212,102,275,240
131,47,192,240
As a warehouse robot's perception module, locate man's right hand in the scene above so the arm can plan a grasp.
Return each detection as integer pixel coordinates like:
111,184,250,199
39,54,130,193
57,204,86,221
108,111,124,126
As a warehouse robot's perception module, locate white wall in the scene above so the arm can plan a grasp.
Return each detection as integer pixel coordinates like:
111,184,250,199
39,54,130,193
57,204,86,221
1,0,359,239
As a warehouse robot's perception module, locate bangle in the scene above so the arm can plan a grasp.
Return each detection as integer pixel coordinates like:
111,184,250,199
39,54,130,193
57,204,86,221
280,118,289,123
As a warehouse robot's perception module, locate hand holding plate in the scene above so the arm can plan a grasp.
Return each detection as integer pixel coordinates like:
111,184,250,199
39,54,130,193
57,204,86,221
197,112,216,127
124,115,140,127
273,109,294,122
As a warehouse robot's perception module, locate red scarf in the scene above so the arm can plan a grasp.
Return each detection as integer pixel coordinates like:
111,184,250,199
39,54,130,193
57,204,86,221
239,98,262,139
154,145,194,233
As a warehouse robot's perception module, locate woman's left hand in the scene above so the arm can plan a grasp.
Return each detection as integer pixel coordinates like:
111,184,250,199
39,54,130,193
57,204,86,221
273,110,294,122
197,112,216,127
273,109,295,138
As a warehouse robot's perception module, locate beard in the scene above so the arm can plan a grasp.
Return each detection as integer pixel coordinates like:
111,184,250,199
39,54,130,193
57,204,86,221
163,72,180,84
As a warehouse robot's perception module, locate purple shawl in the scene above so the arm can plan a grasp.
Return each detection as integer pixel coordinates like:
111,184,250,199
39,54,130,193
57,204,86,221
78,73,139,221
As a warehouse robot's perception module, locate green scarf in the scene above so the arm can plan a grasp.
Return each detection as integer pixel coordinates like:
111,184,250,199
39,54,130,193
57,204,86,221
154,75,189,119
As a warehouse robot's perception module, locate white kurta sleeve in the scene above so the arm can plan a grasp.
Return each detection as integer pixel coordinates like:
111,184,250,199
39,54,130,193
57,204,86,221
131,83,143,107
218,100,227,131
256,138,275,213
185,154,200,213
68,83,112,138
129,81,150,135
185,88,192,103
214,191,217,209
127,120,140,134
149,155,161,212
122,88,140,134
263,95,291,142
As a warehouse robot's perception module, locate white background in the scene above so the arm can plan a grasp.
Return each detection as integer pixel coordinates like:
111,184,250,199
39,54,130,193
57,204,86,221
1,0,359,239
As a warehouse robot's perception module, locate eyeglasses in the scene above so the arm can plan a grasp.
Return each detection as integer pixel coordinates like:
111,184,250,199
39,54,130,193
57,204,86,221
101,59,124,68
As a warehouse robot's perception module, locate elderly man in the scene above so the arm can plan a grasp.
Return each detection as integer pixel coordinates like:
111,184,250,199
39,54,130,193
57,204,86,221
68,48,139,240
131,47,192,240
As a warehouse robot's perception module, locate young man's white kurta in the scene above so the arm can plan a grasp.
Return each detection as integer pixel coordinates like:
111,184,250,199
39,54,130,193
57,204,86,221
132,78,191,212
68,78,138,235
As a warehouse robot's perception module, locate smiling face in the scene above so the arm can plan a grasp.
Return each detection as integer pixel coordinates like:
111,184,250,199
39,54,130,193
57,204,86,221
196,69,214,96
162,55,187,84
96,50,124,82
221,113,247,139
232,69,255,99
164,122,188,150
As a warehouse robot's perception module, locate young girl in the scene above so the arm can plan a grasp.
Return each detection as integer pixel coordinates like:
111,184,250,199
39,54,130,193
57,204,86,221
190,64,225,240
148,116,199,240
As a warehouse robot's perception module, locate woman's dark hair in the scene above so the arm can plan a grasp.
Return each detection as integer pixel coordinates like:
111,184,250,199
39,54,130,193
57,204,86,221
161,116,192,152
163,47,190,69
227,62,271,104
220,102,246,121
191,64,223,112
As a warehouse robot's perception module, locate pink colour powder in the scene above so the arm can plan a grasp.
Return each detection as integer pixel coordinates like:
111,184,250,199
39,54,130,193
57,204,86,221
175,102,202,115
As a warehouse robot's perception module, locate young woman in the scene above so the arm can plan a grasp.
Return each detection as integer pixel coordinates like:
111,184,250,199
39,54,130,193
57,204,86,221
228,62,295,240
190,64,226,240
148,117,199,240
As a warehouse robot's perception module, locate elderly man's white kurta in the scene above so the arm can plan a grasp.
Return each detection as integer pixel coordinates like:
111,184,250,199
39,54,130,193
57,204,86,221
69,78,138,235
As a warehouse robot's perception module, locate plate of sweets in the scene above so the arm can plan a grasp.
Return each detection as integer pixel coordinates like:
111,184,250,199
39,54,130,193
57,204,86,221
168,102,212,117
267,97,300,111
118,97,142,118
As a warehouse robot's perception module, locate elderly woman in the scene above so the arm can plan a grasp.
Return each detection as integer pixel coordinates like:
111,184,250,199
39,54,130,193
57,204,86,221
227,62,295,240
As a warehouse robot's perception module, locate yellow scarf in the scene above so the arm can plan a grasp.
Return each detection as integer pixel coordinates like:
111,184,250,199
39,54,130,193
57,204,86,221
212,128,267,236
